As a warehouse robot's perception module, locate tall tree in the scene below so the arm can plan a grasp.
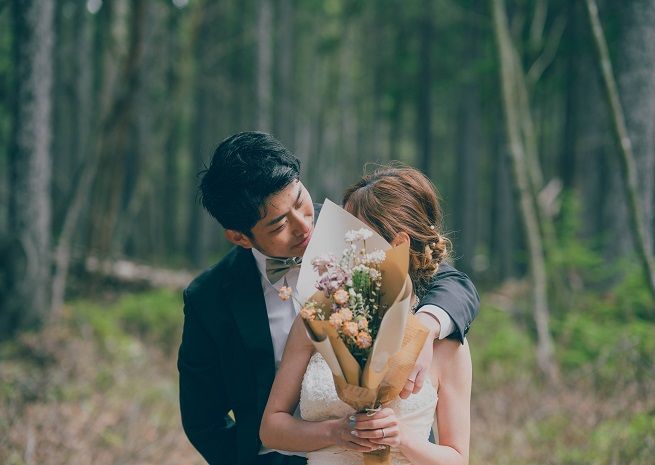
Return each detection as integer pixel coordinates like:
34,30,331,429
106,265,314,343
493,0,558,382
256,0,273,131
2,0,55,338
584,0,655,302
416,0,433,174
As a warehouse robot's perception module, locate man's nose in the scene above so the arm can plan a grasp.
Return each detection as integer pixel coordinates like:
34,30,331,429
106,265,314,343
290,210,310,236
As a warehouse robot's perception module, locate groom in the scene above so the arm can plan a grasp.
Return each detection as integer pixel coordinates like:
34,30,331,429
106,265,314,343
178,132,480,465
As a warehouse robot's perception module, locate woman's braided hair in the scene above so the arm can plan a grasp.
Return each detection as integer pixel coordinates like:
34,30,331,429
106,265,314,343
342,164,451,297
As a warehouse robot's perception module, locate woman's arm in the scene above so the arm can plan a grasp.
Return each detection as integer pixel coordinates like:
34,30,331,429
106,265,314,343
353,338,472,465
259,316,380,452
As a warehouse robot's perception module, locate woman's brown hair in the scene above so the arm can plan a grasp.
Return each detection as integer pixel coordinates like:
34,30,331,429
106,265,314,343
342,164,450,297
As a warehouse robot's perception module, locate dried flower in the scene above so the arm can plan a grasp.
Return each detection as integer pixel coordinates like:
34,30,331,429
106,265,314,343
333,288,349,305
317,268,349,297
329,312,344,329
300,305,317,320
312,254,336,274
365,250,386,265
342,321,359,338
345,228,373,242
339,307,353,321
278,286,293,301
356,331,372,349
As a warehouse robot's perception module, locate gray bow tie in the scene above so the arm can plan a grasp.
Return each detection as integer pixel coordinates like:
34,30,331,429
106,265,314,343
265,257,302,284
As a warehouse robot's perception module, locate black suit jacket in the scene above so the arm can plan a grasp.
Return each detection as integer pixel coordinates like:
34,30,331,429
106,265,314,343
178,233,479,465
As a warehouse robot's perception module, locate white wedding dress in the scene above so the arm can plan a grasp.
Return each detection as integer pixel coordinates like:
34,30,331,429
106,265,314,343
299,353,438,465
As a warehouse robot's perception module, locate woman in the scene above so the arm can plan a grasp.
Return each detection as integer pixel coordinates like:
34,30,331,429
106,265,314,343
260,166,472,465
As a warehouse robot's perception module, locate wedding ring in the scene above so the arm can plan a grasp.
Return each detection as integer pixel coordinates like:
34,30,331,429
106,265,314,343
381,428,386,438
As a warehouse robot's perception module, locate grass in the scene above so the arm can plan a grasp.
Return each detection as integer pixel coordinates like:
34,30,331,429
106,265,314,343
1,283,654,465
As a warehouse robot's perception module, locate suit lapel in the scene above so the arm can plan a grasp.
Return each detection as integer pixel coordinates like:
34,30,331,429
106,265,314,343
227,247,275,364
226,247,276,416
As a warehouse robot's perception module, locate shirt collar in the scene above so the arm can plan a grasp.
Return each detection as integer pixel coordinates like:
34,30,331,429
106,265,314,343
250,248,302,288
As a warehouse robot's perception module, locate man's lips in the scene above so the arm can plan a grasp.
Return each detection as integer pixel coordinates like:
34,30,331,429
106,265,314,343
295,231,313,248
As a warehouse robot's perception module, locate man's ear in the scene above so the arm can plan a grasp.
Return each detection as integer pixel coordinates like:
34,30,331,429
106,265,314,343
391,231,410,247
225,229,254,249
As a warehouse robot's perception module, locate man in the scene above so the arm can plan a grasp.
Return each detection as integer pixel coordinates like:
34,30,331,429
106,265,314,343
178,132,479,465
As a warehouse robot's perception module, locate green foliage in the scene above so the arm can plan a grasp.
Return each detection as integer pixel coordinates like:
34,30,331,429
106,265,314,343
588,411,655,465
468,304,536,386
69,289,182,355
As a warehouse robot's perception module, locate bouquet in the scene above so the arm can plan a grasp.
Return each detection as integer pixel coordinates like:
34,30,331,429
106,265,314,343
288,200,430,465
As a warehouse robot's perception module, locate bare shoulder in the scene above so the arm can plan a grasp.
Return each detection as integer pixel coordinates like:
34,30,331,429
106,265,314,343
286,314,315,353
431,338,472,389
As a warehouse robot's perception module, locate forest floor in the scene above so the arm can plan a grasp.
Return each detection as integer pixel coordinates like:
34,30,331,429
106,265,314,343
1,283,654,465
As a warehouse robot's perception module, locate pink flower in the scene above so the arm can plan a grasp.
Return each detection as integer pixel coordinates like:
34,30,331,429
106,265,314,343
316,268,349,298
278,286,293,301
356,331,372,349
342,321,359,338
356,317,368,330
339,307,353,321
333,289,349,305
329,312,344,329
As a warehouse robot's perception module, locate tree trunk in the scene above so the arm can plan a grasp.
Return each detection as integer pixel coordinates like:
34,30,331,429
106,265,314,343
492,0,558,382
584,0,655,302
275,0,294,144
618,0,655,255
454,88,480,275
86,0,146,259
416,0,433,174
3,0,55,338
256,0,273,132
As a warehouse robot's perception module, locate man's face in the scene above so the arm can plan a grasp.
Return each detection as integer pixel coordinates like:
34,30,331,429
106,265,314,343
226,180,314,258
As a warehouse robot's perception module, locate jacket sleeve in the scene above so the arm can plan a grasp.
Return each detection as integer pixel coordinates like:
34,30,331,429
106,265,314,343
178,287,237,465
416,263,480,343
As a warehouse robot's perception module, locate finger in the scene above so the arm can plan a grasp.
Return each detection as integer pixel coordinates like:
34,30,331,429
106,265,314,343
413,367,425,394
353,408,393,422
354,417,398,431
343,431,378,448
344,441,380,452
353,426,399,439
399,380,414,399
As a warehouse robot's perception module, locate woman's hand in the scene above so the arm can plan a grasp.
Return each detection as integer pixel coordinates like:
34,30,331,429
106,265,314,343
329,416,384,452
350,408,404,448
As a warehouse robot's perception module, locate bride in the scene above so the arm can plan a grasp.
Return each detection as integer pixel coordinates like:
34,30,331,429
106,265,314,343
259,166,472,465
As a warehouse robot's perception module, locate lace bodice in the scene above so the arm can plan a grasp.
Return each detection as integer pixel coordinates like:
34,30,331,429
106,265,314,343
299,352,438,465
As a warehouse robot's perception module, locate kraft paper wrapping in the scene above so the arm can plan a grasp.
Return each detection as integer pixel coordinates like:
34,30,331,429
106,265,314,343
299,200,430,465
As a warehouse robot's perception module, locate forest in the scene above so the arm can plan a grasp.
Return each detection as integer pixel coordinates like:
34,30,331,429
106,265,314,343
1,0,654,464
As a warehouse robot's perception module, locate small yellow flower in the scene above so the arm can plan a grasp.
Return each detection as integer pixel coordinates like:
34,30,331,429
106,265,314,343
333,288,349,305
339,307,353,321
342,321,359,338
300,306,316,320
278,286,293,301
356,331,372,349
329,312,344,329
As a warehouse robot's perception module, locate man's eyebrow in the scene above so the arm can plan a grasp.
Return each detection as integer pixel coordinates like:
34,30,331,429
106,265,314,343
265,185,302,228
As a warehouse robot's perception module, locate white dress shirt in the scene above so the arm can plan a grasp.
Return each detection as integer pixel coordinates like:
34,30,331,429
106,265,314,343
251,248,300,369
251,248,304,457
417,304,456,339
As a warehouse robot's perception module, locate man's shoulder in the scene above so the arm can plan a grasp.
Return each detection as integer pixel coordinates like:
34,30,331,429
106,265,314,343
183,246,248,303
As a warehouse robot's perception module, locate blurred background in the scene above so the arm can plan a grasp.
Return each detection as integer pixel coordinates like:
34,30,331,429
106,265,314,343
1,0,654,464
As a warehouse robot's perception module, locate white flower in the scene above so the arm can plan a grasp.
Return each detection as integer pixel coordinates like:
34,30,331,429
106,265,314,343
358,228,373,240
345,228,374,242
365,250,386,265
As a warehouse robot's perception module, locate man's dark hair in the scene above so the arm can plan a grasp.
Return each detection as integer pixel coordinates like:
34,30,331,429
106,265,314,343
199,132,301,234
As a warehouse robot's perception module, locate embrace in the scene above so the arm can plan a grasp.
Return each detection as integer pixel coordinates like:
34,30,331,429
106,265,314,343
178,132,480,465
